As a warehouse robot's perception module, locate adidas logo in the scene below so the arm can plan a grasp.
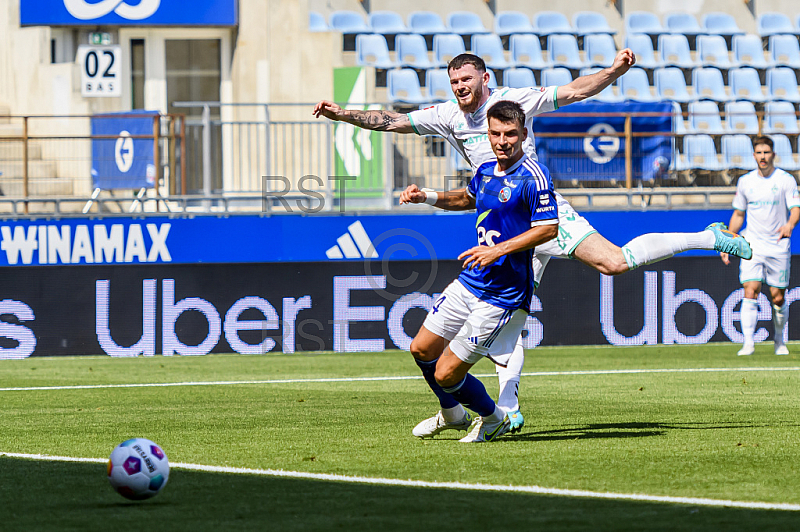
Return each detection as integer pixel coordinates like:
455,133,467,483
325,220,379,259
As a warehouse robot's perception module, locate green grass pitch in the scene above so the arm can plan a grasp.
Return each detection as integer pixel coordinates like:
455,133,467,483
2,343,800,531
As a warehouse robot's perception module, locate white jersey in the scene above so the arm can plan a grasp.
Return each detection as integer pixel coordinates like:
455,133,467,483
408,86,558,169
733,168,800,254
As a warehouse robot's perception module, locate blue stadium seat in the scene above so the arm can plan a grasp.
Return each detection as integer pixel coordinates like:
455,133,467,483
387,69,428,104
688,100,726,134
408,11,448,35
769,35,800,69
425,69,451,101
625,34,663,70
547,35,586,70
733,34,773,70
696,35,735,70
471,34,512,70
486,69,498,89
724,101,759,134
584,34,617,68
626,12,666,37
396,34,437,69
510,34,550,70
446,11,490,36
329,10,369,34
368,11,408,34
766,67,800,103
494,11,535,36
773,134,800,171
309,12,328,32
504,68,537,88
355,34,396,69
573,11,616,36
533,11,574,37
619,67,656,101
433,33,466,66
684,134,724,170
664,12,703,36
692,67,730,101
654,67,694,103
763,101,800,135
658,34,699,69
757,13,798,38
728,67,767,103
701,13,745,37
671,101,688,135
579,68,623,102
722,135,757,170
541,67,573,87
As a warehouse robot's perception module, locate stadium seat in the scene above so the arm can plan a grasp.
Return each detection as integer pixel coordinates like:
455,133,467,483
502,67,536,88
701,13,745,37
471,34,512,70
625,34,663,70
579,68,623,102
494,11,535,36
658,34,699,69
433,34,466,66
625,12,666,37
547,35,586,70
671,101,688,135
329,10,370,34
619,67,656,101
664,12,703,36
769,35,800,69
763,101,800,135
396,34,437,69
654,67,694,103
696,35,735,70
573,11,616,36
757,13,798,38
368,11,408,35
584,34,617,68
387,69,428,104
486,69,498,89
541,67,573,87
533,11,574,37
722,135,757,169
766,67,800,103
355,34,396,69
309,12,328,32
692,67,730,101
510,34,550,70
772,134,800,171
683,134,724,170
425,69,451,101
408,11,448,35
688,100,727,134
733,34,773,70
724,101,759,134
728,67,767,103
446,11,490,36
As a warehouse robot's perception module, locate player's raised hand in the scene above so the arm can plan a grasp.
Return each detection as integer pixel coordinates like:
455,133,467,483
612,48,636,76
459,245,502,270
720,251,730,265
399,184,427,205
312,100,344,121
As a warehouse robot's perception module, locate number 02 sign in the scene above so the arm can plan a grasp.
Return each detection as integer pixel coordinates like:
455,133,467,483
77,45,121,97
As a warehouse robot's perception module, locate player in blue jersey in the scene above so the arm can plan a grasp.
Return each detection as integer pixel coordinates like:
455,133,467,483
397,100,558,442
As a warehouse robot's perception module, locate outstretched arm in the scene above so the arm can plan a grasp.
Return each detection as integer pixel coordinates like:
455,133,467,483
556,49,636,107
312,100,415,133
399,184,475,210
459,223,559,270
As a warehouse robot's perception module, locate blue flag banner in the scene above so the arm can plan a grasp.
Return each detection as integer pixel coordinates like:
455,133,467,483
91,111,157,190
531,101,673,182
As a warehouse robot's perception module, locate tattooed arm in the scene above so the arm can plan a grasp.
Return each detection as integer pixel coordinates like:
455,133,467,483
312,100,415,133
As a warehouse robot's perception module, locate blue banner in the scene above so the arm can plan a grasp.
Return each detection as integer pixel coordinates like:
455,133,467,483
21,0,238,26
91,111,157,190
531,101,673,182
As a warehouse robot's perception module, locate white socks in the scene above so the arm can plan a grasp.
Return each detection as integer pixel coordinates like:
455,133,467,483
441,404,467,423
496,342,525,413
740,298,759,346
622,231,715,270
773,303,788,346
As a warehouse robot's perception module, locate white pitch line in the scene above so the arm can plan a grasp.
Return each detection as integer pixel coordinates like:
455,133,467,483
1,451,798,512
0,366,799,392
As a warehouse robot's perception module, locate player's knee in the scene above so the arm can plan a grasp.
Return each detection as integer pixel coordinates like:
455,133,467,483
773,294,786,307
434,366,457,388
595,256,629,276
409,337,436,361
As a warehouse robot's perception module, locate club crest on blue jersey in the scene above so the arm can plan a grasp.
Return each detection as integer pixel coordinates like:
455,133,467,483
499,187,512,202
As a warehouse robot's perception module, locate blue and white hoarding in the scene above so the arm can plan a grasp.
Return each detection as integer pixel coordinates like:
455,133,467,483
21,0,238,26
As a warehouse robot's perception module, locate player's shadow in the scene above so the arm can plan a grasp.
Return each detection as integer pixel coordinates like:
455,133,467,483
504,421,774,442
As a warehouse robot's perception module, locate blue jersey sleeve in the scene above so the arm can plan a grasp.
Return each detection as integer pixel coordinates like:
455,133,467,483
523,162,558,225
467,171,479,198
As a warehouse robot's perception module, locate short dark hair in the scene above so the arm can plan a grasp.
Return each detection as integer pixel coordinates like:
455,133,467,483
752,135,774,151
447,53,486,74
487,100,525,130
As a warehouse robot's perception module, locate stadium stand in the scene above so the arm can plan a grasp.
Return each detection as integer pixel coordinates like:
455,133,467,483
433,33,466,65
472,34,512,70
532,11,574,37
733,34,773,71
766,67,800,103
368,11,409,35
655,67,694,103
688,100,727,134
757,12,798,38
722,134,757,170
664,12,703,36
619,67,656,101
547,35,586,70
309,12,328,32
728,67,768,103
625,12,666,37
425,69,451,101
763,101,800,135
724,101,759,134
446,11,490,37
396,34,438,69
408,11,448,35
573,11,616,36
769,35,800,69
671,101,689,134
692,67,731,101
659,34,699,69
773,134,800,171
584,34,617,68
684,134,724,171
494,11,535,36
625,33,663,70
329,10,369,33
510,34,551,70
697,35,736,71
701,13,745,37
355,34,396,70
387,69,427,104
504,67,537,88
541,67,573,87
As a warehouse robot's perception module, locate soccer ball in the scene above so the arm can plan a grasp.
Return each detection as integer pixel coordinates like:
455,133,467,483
107,438,170,500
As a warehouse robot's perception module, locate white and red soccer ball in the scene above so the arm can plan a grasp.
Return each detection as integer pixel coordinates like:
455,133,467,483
107,438,170,500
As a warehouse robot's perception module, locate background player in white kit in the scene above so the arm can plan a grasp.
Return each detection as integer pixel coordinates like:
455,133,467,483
313,53,752,435
720,135,800,356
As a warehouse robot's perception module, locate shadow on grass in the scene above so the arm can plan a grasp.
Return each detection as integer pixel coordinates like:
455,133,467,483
506,421,785,442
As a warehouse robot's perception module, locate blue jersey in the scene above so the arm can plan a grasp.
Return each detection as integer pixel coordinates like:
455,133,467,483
459,155,558,311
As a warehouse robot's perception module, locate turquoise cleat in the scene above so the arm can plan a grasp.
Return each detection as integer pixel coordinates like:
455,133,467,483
507,409,524,434
707,222,752,260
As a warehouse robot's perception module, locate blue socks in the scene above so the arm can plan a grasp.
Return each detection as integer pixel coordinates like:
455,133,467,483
441,374,496,417
415,357,459,409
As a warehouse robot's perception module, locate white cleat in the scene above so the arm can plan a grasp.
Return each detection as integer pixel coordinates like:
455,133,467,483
737,343,755,356
459,415,510,443
775,344,790,356
412,411,473,438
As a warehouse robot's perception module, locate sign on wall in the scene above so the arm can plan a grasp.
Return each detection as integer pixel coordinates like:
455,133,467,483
77,45,121,97
20,0,238,26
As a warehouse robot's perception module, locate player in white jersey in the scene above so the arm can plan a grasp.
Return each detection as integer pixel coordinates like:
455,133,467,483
313,52,752,435
720,136,800,356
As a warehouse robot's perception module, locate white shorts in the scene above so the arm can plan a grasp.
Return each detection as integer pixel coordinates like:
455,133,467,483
533,198,597,285
740,251,791,288
422,280,529,366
